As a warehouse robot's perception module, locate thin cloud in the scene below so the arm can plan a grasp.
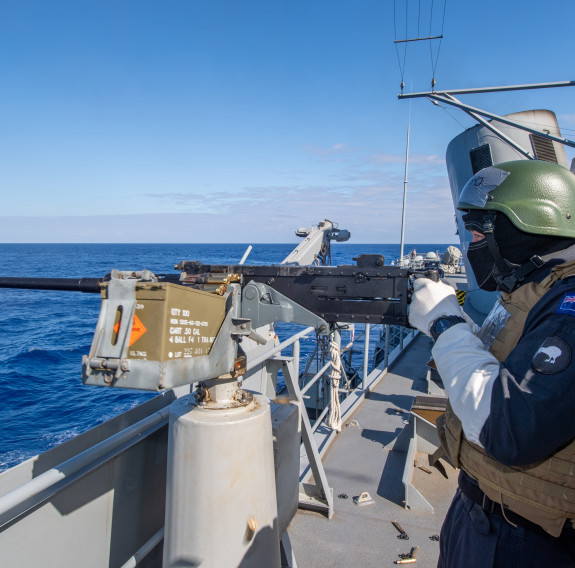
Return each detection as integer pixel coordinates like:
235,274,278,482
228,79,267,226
302,143,358,160
0,167,458,244
303,143,346,155
137,144,455,242
368,152,445,166
367,153,404,164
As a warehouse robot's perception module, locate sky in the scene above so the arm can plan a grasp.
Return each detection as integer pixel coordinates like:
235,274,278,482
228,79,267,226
0,0,574,244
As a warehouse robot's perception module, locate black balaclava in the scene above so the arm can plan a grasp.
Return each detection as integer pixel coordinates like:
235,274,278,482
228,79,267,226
466,237,498,291
463,210,575,292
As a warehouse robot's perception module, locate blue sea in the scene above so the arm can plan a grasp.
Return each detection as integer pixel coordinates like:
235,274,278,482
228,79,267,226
0,242,454,472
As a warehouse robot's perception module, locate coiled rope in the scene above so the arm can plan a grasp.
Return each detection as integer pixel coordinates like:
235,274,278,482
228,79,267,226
327,339,343,432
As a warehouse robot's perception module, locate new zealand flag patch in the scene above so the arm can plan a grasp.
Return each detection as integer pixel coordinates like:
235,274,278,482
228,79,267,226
557,293,575,315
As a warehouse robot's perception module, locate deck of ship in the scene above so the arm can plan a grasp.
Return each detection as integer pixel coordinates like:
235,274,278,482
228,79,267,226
289,333,458,568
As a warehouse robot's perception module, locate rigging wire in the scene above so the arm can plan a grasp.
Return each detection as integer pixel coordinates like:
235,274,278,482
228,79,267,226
393,0,448,93
417,0,421,37
393,0,408,92
428,0,447,90
432,97,575,137
438,104,468,130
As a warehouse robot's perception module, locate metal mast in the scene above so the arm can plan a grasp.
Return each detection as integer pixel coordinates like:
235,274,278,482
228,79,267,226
399,102,411,263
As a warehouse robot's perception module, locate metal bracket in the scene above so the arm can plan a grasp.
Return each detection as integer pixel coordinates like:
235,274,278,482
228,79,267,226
90,275,138,362
231,317,267,345
276,356,334,518
241,281,329,335
298,483,333,516
401,399,447,512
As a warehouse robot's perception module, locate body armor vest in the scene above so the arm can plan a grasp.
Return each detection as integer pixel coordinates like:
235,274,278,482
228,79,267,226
438,259,575,537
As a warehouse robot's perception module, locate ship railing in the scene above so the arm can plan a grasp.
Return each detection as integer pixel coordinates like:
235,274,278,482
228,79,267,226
247,322,418,518
0,322,418,561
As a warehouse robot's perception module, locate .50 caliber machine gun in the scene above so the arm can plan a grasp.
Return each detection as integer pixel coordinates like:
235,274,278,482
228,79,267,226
0,253,436,392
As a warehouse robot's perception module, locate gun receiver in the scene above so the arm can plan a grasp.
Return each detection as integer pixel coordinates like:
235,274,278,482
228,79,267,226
171,254,411,326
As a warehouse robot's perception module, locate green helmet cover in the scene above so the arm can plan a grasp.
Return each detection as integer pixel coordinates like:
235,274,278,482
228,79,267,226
458,160,575,238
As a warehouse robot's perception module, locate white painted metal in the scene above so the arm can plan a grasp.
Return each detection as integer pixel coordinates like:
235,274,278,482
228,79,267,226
431,94,575,150
281,219,349,266
246,327,314,371
270,401,301,536
0,310,420,567
121,529,165,568
0,407,170,523
239,245,253,265
282,220,334,266
399,102,411,261
276,356,334,518
163,394,280,568
401,413,443,512
398,80,575,98
298,327,419,482
0,392,174,568
446,109,567,308
280,532,298,568
362,324,370,390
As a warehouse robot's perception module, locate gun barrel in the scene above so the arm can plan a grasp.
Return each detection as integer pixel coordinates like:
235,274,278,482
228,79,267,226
0,277,103,293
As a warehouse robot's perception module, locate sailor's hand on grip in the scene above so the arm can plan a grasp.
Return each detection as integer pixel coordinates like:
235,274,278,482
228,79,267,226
408,278,462,336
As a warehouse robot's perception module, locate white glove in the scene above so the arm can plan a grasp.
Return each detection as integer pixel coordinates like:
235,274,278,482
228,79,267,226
433,325,500,446
408,278,463,336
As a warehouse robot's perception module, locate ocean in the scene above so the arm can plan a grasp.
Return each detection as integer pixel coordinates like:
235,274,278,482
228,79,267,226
0,242,455,472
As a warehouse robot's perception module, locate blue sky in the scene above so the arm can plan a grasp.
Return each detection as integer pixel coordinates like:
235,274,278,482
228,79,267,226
0,0,574,243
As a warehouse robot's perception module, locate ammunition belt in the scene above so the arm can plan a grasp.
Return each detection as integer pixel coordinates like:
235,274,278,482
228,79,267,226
179,272,241,295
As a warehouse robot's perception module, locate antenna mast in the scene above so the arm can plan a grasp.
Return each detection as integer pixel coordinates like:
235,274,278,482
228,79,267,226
399,102,411,263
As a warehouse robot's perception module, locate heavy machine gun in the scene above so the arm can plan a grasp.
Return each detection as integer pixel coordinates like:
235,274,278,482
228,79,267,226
0,253,436,392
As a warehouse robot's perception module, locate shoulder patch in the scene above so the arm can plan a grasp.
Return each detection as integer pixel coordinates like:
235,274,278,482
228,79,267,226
557,293,575,315
531,337,571,375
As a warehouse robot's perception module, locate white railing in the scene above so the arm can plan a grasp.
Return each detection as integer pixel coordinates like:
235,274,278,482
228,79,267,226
257,322,418,520
287,323,414,429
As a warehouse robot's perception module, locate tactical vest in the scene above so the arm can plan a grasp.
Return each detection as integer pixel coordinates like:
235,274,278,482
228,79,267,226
437,259,575,537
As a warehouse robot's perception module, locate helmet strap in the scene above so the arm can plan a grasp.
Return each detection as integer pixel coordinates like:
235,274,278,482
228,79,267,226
481,212,517,292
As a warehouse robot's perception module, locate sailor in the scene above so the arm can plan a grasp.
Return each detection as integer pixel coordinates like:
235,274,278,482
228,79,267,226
408,160,575,567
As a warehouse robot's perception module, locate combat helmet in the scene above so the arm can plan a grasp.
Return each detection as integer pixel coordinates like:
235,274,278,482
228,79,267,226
458,160,575,292
458,160,575,238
